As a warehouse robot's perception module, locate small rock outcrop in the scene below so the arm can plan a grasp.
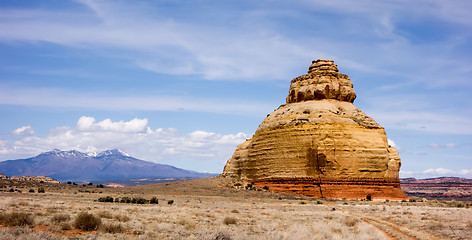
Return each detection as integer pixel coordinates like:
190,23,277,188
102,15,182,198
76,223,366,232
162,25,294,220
223,59,407,200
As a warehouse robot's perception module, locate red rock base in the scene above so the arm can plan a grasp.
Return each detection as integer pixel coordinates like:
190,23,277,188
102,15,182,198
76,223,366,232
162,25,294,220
252,177,408,200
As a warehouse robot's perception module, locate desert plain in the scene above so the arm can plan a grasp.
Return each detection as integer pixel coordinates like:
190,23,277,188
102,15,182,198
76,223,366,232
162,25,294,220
0,176,471,240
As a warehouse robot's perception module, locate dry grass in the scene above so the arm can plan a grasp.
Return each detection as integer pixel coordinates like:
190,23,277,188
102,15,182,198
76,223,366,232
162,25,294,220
74,212,101,231
0,212,35,227
100,222,126,233
223,216,238,225
0,177,470,239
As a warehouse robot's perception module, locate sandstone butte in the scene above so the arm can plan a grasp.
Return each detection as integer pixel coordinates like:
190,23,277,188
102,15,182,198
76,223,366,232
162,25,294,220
222,59,408,200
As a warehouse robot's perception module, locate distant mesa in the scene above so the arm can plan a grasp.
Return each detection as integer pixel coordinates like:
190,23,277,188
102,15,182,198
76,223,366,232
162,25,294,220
222,59,408,200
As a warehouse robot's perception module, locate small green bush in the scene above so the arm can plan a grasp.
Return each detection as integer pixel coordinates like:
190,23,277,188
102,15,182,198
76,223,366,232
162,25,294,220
120,197,131,203
133,197,147,204
150,197,159,204
74,212,101,231
98,196,114,203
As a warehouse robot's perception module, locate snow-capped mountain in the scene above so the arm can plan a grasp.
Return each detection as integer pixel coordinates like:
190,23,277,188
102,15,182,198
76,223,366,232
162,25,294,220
0,149,214,182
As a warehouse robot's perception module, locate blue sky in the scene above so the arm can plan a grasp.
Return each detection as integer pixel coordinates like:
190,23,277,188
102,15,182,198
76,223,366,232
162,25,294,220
0,0,471,178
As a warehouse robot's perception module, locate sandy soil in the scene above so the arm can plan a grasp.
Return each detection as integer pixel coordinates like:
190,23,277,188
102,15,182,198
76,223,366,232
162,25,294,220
0,177,470,239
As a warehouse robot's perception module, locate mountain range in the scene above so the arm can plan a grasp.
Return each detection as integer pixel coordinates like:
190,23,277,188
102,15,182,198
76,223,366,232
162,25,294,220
0,149,214,182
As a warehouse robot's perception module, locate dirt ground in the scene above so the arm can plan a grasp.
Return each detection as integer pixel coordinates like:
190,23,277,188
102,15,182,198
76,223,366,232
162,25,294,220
0,177,471,239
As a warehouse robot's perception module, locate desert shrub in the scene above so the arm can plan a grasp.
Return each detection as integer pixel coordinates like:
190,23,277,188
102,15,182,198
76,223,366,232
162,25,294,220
316,200,323,204
299,200,307,205
51,213,70,223
97,211,113,219
37,187,45,193
344,217,359,227
409,198,416,203
455,201,465,208
98,196,114,203
366,194,372,201
114,198,120,203
262,185,269,190
74,212,101,231
100,223,125,233
178,219,196,230
223,217,238,225
231,209,239,213
60,222,73,230
132,197,147,204
114,214,130,222
150,197,159,204
9,188,14,192
28,189,35,193
429,222,444,231
120,197,131,203
0,212,35,227
168,200,174,205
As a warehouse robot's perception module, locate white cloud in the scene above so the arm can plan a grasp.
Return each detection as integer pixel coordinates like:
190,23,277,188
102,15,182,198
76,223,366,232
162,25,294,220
0,116,249,173
11,125,35,136
387,139,400,150
429,143,457,149
77,116,149,133
423,168,455,175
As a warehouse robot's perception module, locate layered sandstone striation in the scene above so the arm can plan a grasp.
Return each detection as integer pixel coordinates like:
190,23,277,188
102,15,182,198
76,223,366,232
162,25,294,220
223,59,407,200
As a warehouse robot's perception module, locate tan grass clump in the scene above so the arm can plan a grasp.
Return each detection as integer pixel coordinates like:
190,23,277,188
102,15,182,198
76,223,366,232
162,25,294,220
223,216,238,225
74,212,101,231
0,211,35,227
51,213,70,223
100,223,126,233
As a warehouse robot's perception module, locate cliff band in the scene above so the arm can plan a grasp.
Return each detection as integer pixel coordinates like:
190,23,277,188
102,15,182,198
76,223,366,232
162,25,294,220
222,59,408,200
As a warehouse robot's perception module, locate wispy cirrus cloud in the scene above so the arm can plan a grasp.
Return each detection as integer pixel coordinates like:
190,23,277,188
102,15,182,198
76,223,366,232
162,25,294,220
0,85,272,116
1,0,470,84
